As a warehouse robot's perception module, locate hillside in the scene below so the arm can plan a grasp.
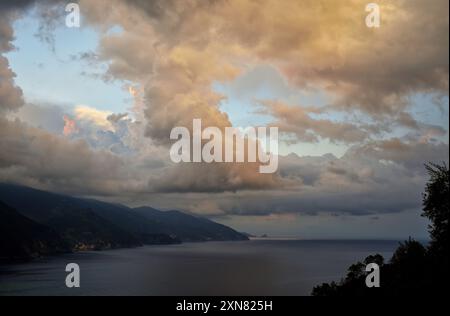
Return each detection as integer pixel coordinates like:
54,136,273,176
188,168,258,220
0,183,248,252
134,207,248,242
0,201,70,262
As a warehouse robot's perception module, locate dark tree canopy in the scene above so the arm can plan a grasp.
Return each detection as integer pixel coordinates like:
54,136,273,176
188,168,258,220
422,163,449,261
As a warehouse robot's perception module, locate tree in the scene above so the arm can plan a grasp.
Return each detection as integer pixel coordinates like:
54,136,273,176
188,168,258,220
345,262,366,281
364,254,384,266
422,163,449,260
390,238,427,267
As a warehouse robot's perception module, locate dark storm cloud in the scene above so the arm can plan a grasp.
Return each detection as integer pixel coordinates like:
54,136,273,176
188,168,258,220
172,139,448,217
0,1,35,10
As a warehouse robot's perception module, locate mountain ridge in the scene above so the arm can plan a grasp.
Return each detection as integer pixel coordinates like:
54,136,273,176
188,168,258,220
134,206,248,242
0,183,248,261
0,201,71,262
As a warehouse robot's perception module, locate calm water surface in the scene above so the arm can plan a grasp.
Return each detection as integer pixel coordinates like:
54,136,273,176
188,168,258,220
0,240,399,296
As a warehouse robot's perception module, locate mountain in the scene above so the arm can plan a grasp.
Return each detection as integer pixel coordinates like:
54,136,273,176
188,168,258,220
0,201,70,262
0,183,248,250
134,207,248,242
0,183,179,247
0,184,142,251
67,198,181,245
240,232,256,238
41,205,142,250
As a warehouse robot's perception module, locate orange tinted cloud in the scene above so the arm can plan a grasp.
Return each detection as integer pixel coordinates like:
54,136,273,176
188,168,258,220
63,115,78,136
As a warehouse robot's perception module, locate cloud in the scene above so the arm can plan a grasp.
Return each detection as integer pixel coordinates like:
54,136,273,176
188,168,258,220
98,0,448,116
258,100,371,143
63,115,78,136
107,112,128,123
74,105,114,131
12,103,65,133
0,5,148,197
190,139,448,217
0,8,24,114
0,1,36,12
0,117,144,196
76,0,448,142
0,56,24,113
0,12,15,52
0,0,67,114
151,162,281,193
0,0,448,224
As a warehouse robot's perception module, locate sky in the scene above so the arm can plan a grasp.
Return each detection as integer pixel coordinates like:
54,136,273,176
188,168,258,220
0,0,448,239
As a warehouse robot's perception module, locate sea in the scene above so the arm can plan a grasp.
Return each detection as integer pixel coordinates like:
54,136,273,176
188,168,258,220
0,239,399,296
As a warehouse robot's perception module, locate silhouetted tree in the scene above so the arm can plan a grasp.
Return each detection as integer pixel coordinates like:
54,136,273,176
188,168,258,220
345,262,366,281
422,163,449,290
390,238,427,267
364,254,384,266
311,281,339,296
422,163,449,262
